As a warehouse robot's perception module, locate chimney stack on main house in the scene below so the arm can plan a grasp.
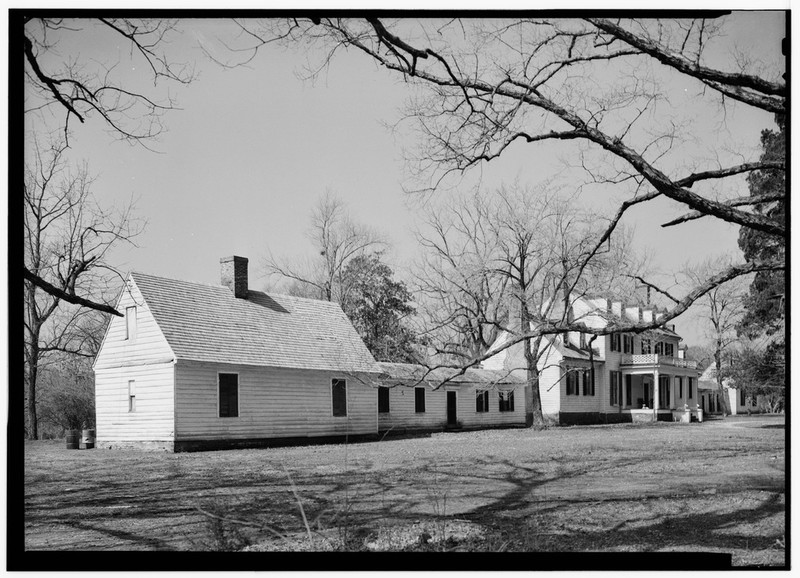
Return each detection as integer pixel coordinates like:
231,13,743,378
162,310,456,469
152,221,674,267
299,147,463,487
221,256,249,299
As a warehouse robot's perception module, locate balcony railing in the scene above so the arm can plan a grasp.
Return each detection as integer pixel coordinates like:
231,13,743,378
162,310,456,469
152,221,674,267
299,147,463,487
620,354,697,369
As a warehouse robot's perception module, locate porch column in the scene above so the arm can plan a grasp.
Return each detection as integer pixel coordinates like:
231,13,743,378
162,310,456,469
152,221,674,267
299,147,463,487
653,369,660,410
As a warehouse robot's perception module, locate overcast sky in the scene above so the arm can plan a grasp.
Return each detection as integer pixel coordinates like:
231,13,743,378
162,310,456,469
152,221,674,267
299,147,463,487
24,13,786,347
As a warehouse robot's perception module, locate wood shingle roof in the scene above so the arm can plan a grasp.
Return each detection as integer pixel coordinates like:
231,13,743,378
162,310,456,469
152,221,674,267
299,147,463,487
377,362,525,388
130,272,380,373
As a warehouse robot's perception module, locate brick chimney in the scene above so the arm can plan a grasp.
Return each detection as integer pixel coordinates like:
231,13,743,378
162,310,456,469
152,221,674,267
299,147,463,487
221,256,248,299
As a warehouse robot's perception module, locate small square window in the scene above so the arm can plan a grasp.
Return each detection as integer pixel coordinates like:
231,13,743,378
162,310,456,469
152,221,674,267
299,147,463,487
499,391,515,412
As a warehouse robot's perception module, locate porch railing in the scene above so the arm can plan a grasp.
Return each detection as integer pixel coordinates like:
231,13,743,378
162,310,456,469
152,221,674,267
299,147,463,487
620,354,697,369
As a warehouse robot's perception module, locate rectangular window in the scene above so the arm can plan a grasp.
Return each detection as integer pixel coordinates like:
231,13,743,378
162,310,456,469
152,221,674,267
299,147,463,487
499,391,515,412
125,306,137,340
566,370,578,395
128,380,136,412
582,370,595,396
609,371,621,406
740,388,746,405
665,343,674,357
625,374,632,407
688,378,694,400
219,373,239,418
415,387,426,413
641,339,651,354
655,342,664,355
378,386,390,413
610,334,620,352
622,335,632,354
476,390,489,413
332,378,347,417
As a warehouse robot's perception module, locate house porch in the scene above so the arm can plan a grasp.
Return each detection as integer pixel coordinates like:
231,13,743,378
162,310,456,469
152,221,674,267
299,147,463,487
617,368,702,423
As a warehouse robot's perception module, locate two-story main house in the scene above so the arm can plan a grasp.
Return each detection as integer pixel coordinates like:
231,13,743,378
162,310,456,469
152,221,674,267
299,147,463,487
483,295,701,425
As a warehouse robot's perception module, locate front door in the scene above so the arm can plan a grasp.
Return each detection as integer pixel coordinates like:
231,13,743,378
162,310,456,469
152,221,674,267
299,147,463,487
446,391,457,426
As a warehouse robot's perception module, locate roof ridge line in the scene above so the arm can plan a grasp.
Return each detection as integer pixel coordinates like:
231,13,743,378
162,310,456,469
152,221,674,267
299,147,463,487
131,270,341,306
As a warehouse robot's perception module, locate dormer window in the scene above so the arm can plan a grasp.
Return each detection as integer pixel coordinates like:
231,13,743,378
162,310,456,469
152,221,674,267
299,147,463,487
125,306,137,340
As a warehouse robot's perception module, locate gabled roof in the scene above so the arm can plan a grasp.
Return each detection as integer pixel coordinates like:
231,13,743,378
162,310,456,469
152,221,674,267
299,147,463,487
129,272,379,373
377,362,525,388
698,362,734,390
549,338,595,361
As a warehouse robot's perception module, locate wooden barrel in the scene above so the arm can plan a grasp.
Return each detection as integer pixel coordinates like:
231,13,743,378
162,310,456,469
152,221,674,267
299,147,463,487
65,429,80,450
81,428,96,450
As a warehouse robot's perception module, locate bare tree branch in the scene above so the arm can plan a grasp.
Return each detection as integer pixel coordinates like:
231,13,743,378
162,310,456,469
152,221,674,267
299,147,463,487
586,17,785,113
23,268,122,317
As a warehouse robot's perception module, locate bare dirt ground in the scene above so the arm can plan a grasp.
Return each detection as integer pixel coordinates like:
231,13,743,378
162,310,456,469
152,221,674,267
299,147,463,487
24,414,785,565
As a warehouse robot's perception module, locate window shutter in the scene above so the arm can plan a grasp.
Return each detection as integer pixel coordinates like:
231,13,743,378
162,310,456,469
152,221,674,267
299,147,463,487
625,374,631,406
219,373,239,418
378,386,390,413
415,387,426,413
332,379,347,416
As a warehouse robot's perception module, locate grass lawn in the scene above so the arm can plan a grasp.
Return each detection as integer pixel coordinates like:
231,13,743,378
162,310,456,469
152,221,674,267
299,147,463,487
24,415,785,565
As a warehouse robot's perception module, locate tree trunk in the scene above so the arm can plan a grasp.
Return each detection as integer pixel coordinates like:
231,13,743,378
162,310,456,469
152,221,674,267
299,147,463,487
714,346,731,416
25,341,39,440
524,337,545,427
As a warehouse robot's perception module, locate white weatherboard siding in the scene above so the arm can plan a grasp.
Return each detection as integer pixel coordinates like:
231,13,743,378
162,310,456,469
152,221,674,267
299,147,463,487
93,278,175,371
560,365,607,414
378,385,525,431
458,386,525,428
94,278,176,443
174,362,377,440
95,363,175,442
378,385,448,431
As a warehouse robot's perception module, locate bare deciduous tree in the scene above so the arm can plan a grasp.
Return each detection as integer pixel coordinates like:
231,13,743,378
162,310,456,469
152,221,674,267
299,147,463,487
685,257,747,416
264,191,386,303
24,137,144,438
415,184,636,426
24,17,194,146
413,189,507,363
23,17,194,315
229,16,784,348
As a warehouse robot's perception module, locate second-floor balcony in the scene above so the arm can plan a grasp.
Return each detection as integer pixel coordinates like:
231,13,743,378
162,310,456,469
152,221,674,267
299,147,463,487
619,354,697,369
